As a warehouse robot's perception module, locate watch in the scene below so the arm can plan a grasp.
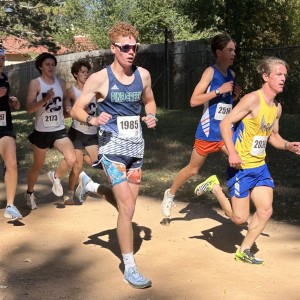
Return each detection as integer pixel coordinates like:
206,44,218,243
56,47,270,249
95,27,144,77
215,88,221,96
85,115,93,126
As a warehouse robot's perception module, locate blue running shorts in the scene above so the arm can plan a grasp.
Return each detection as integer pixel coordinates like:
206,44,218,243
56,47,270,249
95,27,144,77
227,164,274,198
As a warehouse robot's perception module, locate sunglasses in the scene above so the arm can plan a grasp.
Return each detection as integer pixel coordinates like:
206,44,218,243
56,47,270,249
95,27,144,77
113,43,140,53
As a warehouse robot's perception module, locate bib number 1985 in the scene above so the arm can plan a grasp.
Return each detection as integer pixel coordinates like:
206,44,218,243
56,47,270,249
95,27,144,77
117,116,141,138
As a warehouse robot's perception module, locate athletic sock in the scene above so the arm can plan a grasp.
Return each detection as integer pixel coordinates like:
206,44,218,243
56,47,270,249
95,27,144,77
26,190,33,195
86,182,100,194
122,252,136,272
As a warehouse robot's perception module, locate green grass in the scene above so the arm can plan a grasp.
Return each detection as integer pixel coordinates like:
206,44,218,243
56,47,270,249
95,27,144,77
12,108,300,224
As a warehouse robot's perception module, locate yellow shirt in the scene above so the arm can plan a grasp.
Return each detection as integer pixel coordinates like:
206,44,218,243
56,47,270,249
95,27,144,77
233,90,277,169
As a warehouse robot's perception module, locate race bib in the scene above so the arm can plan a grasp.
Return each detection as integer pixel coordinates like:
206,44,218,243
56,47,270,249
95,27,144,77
42,112,61,127
0,111,6,126
214,103,232,120
117,116,141,138
251,136,268,156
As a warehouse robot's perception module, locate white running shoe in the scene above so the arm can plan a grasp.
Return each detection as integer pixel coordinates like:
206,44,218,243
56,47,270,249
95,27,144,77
47,171,63,197
75,171,92,203
25,192,37,210
161,188,175,218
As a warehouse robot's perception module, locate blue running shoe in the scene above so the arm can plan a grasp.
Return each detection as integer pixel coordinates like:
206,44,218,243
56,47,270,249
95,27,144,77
4,205,23,221
124,267,152,289
75,171,91,203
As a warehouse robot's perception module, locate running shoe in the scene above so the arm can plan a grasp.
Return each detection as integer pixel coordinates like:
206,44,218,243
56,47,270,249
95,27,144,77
63,192,74,205
47,171,63,197
194,175,220,196
124,266,152,289
235,249,265,265
161,188,175,218
75,171,91,203
4,204,23,221
25,192,37,210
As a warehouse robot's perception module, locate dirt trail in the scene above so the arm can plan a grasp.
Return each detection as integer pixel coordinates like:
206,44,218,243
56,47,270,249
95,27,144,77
0,170,299,300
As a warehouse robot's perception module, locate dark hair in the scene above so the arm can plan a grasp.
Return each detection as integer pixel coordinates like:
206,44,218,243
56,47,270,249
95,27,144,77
35,52,57,73
211,33,234,57
71,59,92,79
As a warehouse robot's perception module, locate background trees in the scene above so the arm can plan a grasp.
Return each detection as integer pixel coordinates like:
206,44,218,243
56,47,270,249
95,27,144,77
0,0,62,51
1,0,300,51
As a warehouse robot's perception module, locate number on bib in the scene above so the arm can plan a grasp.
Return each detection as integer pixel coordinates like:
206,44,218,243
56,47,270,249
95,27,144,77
117,116,141,138
251,136,268,156
0,111,6,126
214,103,232,121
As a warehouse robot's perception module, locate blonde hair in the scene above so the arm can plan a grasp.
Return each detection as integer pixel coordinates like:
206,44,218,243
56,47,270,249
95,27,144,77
257,57,289,76
108,22,139,44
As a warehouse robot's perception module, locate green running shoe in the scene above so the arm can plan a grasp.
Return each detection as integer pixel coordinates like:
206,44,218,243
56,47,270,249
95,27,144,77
235,249,265,265
194,175,220,196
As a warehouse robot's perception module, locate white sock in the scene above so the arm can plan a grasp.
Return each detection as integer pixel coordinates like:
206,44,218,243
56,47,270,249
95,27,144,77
167,189,175,198
86,182,100,194
122,252,136,272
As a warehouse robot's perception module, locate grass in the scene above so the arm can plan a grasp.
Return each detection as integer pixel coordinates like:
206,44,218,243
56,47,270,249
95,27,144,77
11,108,300,224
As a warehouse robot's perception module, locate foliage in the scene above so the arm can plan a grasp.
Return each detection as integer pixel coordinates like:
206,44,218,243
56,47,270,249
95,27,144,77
0,0,64,52
53,0,203,49
177,0,300,48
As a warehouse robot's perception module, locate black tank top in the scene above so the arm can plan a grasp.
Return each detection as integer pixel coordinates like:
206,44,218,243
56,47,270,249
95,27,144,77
0,72,13,131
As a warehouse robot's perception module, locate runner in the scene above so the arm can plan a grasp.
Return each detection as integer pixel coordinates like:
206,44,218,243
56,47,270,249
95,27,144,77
25,52,76,209
195,57,300,264
63,59,98,205
0,46,23,221
162,32,241,218
71,22,157,288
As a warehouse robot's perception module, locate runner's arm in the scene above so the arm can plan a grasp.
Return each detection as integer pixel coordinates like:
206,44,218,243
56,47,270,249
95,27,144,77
140,68,157,128
220,93,257,167
70,70,111,126
190,67,234,107
268,103,300,154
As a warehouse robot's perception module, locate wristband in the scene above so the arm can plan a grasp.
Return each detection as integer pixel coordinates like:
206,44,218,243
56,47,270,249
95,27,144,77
284,141,289,150
85,115,93,126
147,113,158,122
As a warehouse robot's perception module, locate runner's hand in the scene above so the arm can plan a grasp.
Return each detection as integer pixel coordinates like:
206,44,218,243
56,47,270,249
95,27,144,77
142,113,157,128
94,112,112,126
228,151,243,168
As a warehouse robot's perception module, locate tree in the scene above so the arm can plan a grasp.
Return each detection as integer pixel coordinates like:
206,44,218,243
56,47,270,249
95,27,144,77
0,0,64,52
177,0,300,48
53,0,204,49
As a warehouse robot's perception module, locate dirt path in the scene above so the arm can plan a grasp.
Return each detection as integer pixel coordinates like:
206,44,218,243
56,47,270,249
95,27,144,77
0,170,299,300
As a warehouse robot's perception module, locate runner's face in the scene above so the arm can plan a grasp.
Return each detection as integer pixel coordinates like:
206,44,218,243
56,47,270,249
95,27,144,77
218,41,236,66
266,64,287,94
111,35,138,66
41,58,56,76
76,66,90,84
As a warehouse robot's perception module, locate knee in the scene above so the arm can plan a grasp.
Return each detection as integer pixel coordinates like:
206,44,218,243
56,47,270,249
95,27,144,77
72,162,83,175
65,154,76,168
232,213,249,225
119,203,135,220
4,157,17,171
185,165,199,177
257,206,273,221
